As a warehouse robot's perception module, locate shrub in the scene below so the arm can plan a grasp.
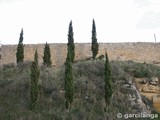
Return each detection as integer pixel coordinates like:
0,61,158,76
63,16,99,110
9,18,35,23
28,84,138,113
97,54,104,60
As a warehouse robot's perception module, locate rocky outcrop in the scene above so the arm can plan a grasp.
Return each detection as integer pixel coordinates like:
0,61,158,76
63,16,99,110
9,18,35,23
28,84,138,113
149,77,159,86
153,95,160,112
123,80,151,113
134,77,160,112
139,77,160,93
141,85,159,93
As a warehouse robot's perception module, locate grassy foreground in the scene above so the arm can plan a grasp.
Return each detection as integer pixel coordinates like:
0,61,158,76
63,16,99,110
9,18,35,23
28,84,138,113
0,59,160,120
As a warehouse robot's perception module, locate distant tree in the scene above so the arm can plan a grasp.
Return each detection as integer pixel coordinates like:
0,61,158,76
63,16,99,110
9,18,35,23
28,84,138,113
91,19,99,60
43,42,52,67
16,28,24,63
30,49,40,110
104,52,113,106
65,47,74,110
67,21,75,63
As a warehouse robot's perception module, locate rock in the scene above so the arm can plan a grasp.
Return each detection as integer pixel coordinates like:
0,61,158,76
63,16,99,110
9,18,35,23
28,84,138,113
141,84,159,93
148,85,159,92
131,101,136,106
141,78,147,84
141,85,148,93
158,78,160,85
51,92,59,101
149,77,158,86
123,84,130,88
85,96,89,100
137,98,142,105
146,105,150,110
153,95,160,112
128,79,132,85
59,90,65,94
128,94,136,101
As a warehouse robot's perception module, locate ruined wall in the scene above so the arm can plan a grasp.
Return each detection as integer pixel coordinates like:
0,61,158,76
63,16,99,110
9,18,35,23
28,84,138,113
1,43,160,67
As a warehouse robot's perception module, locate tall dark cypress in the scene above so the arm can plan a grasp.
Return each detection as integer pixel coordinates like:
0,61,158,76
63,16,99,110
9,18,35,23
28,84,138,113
91,19,99,60
43,42,52,67
65,41,74,110
16,28,24,63
67,21,75,63
104,52,113,105
30,49,40,110
30,50,40,110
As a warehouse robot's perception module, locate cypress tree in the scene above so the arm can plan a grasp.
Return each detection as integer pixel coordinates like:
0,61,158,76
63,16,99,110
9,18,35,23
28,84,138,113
104,52,113,105
43,42,52,67
65,47,74,110
30,49,40,110
91,19,99,60
16,28,24,63
67,21,75,63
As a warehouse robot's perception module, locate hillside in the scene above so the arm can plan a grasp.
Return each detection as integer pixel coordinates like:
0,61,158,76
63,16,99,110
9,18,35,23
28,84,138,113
0,59,160,120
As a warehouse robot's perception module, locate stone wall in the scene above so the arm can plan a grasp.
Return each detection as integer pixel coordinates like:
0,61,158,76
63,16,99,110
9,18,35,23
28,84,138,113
1,42,160,67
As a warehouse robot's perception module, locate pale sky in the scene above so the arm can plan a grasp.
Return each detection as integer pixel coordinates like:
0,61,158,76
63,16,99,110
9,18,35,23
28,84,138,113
0,0,160,44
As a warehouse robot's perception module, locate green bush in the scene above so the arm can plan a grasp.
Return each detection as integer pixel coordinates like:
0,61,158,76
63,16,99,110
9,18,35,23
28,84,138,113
123,61,160,78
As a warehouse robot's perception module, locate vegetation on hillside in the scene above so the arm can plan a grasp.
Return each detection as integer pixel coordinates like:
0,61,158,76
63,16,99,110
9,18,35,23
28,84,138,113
0,59,160,120
1,18,159,120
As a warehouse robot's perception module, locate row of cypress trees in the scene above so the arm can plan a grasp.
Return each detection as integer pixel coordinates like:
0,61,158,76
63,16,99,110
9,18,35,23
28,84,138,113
16,30,52,67
64,20,113,111
15,29,52,110
15,19,112,110
16,19,99,65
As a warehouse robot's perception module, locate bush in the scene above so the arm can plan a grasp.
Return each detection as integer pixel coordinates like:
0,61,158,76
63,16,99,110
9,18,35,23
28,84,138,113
97,54,104,60
122,61,160,78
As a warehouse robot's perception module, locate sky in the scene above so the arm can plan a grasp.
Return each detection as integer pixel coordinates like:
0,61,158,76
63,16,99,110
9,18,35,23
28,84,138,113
0,0,160,44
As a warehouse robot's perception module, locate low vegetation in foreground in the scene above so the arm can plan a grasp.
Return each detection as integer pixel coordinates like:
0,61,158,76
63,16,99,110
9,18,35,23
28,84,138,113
0,59,160,120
